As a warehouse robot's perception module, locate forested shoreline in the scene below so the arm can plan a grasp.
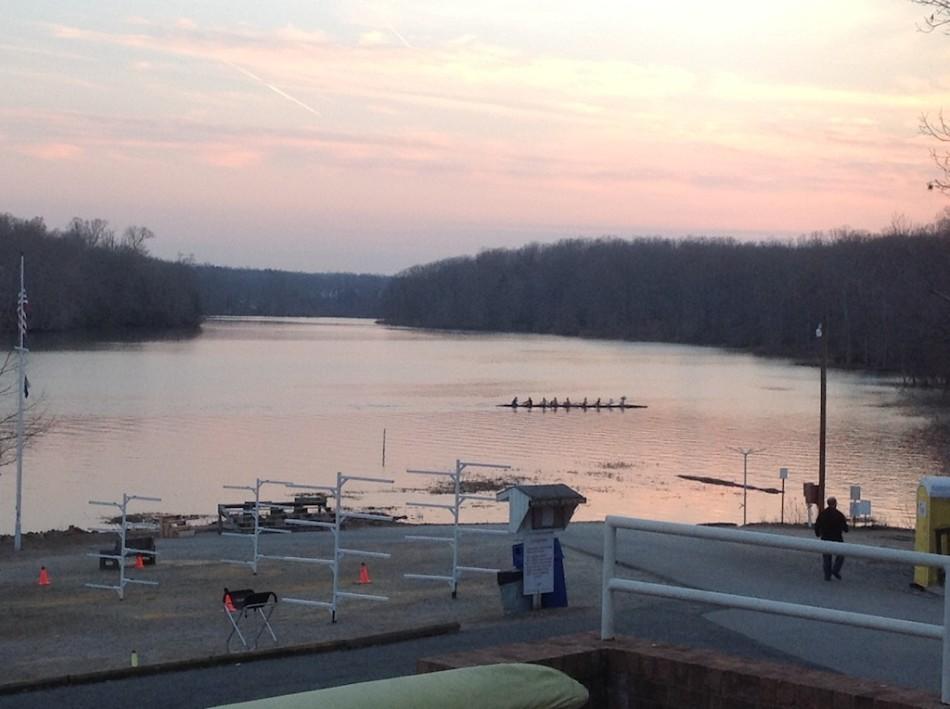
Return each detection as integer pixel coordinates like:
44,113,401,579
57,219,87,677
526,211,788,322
0,213,201,334
4,208,949,392
194,265,388,318
0,214,391,335
382,218,950,388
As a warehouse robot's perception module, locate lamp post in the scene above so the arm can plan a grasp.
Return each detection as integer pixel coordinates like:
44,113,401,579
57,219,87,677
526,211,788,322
728,446,764,526
816,322,827,511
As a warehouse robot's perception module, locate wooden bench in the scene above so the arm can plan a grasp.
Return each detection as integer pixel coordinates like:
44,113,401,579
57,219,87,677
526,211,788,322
98,536,156,570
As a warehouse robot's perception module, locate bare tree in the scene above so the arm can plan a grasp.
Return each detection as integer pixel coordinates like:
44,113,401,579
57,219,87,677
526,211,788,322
914,1,950,192
912,0,950,31
121,226,155,255
920,110,950,193
66,218,116,249
0,352,52,469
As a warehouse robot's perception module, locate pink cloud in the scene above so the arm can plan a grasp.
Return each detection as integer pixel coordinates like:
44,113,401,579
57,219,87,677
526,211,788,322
20,142,83,160
200,147,263,168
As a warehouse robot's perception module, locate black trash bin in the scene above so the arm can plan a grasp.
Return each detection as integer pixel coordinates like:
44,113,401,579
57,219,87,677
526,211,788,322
497,569,532,614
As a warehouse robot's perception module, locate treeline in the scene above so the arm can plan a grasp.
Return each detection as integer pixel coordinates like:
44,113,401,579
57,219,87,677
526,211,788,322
0,214,201,334
194,265,388,318
382,220,950,386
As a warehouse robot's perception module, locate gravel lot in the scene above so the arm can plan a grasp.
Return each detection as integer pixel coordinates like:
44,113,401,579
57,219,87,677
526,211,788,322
0,522,617,685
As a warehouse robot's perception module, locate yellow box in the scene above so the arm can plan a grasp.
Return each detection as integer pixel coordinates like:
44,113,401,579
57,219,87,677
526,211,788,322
914,476,950,587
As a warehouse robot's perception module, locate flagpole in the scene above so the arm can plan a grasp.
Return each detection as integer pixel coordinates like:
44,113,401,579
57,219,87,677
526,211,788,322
14,253,27,552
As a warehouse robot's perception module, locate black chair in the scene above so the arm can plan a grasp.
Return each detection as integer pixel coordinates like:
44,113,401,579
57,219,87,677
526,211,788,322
223,587,278,651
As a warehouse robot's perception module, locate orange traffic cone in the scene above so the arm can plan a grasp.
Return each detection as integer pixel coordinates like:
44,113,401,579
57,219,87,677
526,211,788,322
223,590,236,612
134,554,145,569
37,566,51,586
358,562,371,585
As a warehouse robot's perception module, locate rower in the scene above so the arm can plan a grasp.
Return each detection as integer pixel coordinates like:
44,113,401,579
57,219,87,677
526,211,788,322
526,397,533,408
551,397,558,408
581,397,588,409
619,396,627,408
541,397,547,407
564,397,571,408
512,397,519,407
595,397,601,409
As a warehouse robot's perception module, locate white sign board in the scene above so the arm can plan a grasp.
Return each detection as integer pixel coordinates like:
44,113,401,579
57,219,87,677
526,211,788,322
779,467,788,480
522,531,555,595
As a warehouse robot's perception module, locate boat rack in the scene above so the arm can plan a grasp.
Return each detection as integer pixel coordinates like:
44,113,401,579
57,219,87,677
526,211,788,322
85,492,162,600
221,473,395,623
404,459,511,598
282,472,394,623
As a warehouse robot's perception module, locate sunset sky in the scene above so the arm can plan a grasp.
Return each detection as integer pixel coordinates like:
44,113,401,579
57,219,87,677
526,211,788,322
2,1,949,273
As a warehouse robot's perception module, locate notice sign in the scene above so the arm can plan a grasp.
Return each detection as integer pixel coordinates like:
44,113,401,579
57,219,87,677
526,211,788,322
523,532,555,595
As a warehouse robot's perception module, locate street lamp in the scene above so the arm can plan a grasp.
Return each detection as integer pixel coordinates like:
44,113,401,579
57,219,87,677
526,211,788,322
728,446,764,526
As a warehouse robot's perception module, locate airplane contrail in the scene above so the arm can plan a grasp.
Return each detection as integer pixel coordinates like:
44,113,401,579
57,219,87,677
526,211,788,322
385,23,413,49
224,60,322,118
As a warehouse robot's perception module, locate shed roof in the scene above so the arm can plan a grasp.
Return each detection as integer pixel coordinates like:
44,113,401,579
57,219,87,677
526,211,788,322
497,484,586,505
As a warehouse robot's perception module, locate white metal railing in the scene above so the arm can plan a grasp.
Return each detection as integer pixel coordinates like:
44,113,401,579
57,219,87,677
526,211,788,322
600,515,950,704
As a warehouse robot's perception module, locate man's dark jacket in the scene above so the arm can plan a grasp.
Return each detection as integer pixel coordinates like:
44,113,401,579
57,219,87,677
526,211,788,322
814,507,849,541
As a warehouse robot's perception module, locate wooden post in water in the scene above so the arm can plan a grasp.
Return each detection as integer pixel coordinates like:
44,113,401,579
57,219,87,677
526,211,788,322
382,428,386,467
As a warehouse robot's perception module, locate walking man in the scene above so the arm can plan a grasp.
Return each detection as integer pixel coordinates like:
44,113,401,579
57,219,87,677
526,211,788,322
814,496,849,580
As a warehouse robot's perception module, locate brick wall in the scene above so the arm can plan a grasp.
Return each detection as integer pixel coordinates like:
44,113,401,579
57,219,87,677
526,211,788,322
417,632,945,708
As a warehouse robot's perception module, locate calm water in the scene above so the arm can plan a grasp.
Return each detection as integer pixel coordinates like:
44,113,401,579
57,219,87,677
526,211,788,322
1,317,941,533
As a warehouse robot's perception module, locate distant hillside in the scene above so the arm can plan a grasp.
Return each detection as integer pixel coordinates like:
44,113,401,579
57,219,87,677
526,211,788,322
193,265,389,318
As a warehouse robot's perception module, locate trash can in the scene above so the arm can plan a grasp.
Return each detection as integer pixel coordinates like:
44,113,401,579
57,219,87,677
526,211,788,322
497,570,532,614
512,539,568,608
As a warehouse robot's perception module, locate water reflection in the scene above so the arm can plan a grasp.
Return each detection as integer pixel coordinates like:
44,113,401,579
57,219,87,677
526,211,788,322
3,317,938,532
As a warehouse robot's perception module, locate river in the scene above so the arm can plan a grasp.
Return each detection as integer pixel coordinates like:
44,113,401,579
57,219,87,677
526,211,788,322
1,317,939,533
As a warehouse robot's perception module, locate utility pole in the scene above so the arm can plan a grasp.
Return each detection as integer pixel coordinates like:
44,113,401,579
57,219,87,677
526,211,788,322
817,321,827,511
728,447,764,526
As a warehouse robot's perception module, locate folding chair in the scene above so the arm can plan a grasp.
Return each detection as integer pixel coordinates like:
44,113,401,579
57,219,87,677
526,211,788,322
223,588,278,652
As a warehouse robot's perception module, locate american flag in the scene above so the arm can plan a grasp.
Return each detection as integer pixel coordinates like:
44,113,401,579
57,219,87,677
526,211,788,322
17,283,28,342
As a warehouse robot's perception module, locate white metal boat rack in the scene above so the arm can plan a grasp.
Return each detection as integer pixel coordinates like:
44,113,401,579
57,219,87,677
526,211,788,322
404,459,510,598
281,472,394,623
220,478,319,574
85,493,162,600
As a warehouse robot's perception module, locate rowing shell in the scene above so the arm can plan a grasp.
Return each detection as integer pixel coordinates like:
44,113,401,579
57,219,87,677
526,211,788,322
496,403,647,410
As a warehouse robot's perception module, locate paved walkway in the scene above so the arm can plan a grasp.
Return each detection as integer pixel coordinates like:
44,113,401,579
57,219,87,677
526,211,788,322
561,522,942,694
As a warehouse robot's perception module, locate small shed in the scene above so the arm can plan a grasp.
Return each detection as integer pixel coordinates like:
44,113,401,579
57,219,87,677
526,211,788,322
496,484,586,535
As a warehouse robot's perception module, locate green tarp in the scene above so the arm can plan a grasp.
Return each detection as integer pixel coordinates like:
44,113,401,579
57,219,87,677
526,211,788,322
209,662,589,709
